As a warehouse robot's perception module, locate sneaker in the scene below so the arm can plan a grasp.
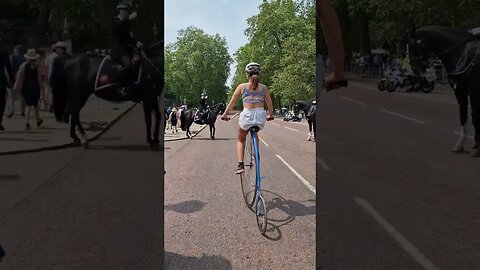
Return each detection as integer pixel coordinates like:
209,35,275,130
37,119,43,127
235,163,245,174
25,123,31,130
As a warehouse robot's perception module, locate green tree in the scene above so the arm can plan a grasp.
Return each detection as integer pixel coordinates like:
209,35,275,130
165,27,232,107
232,0,315,107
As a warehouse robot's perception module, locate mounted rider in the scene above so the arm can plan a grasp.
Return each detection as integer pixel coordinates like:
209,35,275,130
195,92,210,122
111,1,141,99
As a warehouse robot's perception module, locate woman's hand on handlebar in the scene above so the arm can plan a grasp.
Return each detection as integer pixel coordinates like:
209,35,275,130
221,113,230,121
324,72,348,91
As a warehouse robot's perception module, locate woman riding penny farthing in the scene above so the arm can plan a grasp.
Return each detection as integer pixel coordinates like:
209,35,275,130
221,62,274,234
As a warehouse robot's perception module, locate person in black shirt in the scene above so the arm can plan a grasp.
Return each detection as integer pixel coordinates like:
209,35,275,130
50,41,72,122
0,37,14,131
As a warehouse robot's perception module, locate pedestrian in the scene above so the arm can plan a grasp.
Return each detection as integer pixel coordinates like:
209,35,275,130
169,107,178,133
0,37,14,131
43,42,58,112
8,44,27,118
164,108,168,133
49,41,72,122
317,0,347,91
12,48,44,130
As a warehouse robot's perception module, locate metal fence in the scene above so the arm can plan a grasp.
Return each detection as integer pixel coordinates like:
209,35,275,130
344,63,450,83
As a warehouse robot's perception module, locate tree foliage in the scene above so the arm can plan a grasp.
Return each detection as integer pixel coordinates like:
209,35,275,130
330,0,480,58
232,0,316,107
0,0,163,51
165,27,232,107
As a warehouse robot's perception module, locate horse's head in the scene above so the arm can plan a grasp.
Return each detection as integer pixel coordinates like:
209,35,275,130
293,100,309,114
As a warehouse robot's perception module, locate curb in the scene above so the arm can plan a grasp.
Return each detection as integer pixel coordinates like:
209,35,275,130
164,113,239,142
0,102,137,156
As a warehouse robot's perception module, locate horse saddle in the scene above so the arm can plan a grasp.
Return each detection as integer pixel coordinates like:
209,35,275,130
94,54,143,94
194,109,210,123
450,32,480,76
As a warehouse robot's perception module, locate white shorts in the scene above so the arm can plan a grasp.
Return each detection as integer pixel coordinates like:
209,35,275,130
239,108,267,131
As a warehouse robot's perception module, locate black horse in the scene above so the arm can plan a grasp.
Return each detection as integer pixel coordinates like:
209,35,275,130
53,41,163,148
407,25,480,157
180,103,226,139
293,100,316,141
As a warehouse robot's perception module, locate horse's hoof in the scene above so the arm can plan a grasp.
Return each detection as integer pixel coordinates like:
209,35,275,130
468,149,480,157
451,145,464,153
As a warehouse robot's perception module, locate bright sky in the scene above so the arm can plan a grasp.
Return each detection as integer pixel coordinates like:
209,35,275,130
165,0,264,85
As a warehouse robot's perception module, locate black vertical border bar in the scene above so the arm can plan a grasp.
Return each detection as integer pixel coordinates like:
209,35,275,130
315,0,323,269
159,0,165,267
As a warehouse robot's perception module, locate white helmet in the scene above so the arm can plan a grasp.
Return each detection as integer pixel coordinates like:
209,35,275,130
245,62,260,74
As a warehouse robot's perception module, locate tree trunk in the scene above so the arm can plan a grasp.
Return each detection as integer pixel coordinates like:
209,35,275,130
359,13,371,55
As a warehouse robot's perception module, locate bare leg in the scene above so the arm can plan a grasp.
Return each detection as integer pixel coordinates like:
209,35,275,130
237,127,249,163
143,100,153,145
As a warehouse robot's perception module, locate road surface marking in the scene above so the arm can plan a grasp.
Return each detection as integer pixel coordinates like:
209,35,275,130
271,122,281,127
381,109,426,124
276,154,316,195
453,131,474,140
354,197,439,270
285,126,299,132
341,96,367,106
316,157,332,171
259,136,269,147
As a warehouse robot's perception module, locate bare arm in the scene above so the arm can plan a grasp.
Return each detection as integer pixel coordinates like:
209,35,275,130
264,86,274,117
318,0,345,77
223,84,243,116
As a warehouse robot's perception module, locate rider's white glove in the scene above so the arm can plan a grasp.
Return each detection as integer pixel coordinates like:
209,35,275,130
129,11,137,20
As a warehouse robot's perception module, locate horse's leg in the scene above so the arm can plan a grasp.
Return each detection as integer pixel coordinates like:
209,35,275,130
153,99,161,145
70,113,81,145
452,87,469,152
469,90,480,157
307,119,312,141
143,100,153,145
73,113,88,148
312,116,316,142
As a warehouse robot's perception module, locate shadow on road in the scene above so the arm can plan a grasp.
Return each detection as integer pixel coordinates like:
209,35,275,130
165,200,206,214
165,252,232,270
88,144,161,152
250,190,315,240
193,138,232,141
0,137,49,142
0,174,21,181
0,130,53,135
96,137,123,141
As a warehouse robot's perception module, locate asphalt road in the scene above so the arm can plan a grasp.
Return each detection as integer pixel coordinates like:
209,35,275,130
164,114,316,269
0,105,164,269
316,81,480,269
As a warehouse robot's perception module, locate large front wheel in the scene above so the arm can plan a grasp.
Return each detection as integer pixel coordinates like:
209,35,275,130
241,133,256,207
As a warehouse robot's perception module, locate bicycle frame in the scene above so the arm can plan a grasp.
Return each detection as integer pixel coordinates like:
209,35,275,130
250,127,263,212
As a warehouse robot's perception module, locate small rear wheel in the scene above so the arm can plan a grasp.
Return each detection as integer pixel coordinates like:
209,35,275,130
256,195,268,234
